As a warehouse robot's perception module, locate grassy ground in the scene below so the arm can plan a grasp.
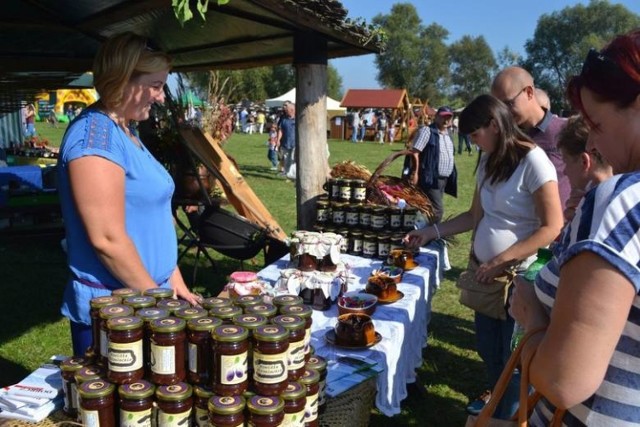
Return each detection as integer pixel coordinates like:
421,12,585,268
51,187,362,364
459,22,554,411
1,125,484,426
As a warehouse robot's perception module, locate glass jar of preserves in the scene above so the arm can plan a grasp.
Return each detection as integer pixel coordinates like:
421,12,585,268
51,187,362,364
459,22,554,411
211,325,249,396
370,206,388,230
344,204,360,227
142,287,173,301
208,395,245,427
330,201,345,225
118,380,154,427
157,299,191,315
202,297,232,310
315,200,329,224
175,307,208,322
244,303,278,320
338,179,352,203
106,315,144,384
327,178,340,201
390,233,404,252
234,295,264,311
247,395,285,427
253,324,290,396
388,206,403,230
305,356,328,410
193,385,215,427
78,379,116,427
74,365,105,386
155,383,193,427
281,381,306,427
149,317,187,385
271,315,306,381
348,230,364,256
99,304,134,367
187,317,222,385
60,356,87,419
280,305,313,362
403,206,418,230
273,295,303,312
136,307,170,378
122,296,156,310
299,368,321,427
351,179,367,203
297,252,318,272
209,305,243,324
362,232,378,258
90,296,121,361
231,314,268,387
377,233,391,260
111,288,140,299
359,205,372,229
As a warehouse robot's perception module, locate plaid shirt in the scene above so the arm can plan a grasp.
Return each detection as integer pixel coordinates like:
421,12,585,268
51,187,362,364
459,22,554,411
413,126,455,177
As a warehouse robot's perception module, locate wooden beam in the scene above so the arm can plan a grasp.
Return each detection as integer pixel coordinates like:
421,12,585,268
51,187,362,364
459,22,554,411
74,0,170,34
169,33,290,56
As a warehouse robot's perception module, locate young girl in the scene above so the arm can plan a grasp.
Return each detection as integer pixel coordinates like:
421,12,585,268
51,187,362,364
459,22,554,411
267,124,278,170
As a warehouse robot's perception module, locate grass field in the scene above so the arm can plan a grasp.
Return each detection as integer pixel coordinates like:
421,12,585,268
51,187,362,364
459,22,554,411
1,125,484,426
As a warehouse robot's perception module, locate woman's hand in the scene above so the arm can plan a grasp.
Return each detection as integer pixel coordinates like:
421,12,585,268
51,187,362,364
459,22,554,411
403,227,434,250
170,267,202,307
474,260,506,284
509,275,549,330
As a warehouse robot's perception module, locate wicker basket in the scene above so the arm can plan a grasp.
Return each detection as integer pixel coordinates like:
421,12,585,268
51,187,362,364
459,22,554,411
319,377,378,427
0,410,77,427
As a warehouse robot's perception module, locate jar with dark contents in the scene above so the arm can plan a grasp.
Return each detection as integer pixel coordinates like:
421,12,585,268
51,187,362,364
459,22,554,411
187,317,222,385
142,287,173,302
74,365,105,386
106,315,144,384
330,201,345,225
351,179,367,203
157,299,191,315
244,303,277,320
99,304,134,366
362,232,378,258
271,315,306,381
209,305,243,324
90,296,121,361
122,296,156,311
359,205,372,230
231,314,268,387
273,295,303,312
305,356,328,410
328,178,341,201
175,307,208,322
193,385,214,427
234,294,264,311
280,304,313,362
388,206,403,230
78,379,116,427
377,233,391,260
118,380,154,427
253,324,290,396
247,395,285,427
315,200,329,224
211,325,249,396
348,230,363,256
202,296,232,310
111,288,140,299
370,206,388,231
60,356,87,419
338,178,352,203
344,204,360,227
208,395,245,427
281,381,307,427
390,233,404,252
149,317,187,385
136,307,170,378
336,228,349,253
155,383,193,427
402,206,417,230
299,368,320,427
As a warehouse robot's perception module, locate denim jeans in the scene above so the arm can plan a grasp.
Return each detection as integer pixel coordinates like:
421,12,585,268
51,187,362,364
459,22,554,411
474,311,519,419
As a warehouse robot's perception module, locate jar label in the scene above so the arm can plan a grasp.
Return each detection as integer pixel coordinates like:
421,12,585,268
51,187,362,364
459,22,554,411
100,329,108,358
220,352,248,385
283,408,306,427
390,214,402,227
304,329,311,355
332,211,345,224
318,379,327,406
378,243,390,257
339,186,351,200
360,213,371,225
62,379,72,412
158,409,192,427
304,391,319,422
108,339,143,372
71,383,79,414
253,351,287,384
188,342,197,373
120,408,152,427
363,241,377,256
371,215,386,228
352,238,363,252
81,409,99,427
150,344,176,375
317,208,328,222
331,185,340,199
345,212,359,225
194,406,209,427
353,187,366,201
288,340,306,371
403,215,415,228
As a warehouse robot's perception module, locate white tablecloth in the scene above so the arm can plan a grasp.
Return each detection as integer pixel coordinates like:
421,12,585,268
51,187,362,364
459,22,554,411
257,240,449,416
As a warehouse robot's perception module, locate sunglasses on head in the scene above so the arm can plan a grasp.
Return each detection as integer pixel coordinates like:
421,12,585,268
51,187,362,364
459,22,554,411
580,48,639,89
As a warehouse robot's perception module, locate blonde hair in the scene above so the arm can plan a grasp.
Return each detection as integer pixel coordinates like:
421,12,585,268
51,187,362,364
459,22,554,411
93,32,172,109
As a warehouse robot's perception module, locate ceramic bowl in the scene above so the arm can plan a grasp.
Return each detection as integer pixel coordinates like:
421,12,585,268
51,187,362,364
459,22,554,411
337,291,378,316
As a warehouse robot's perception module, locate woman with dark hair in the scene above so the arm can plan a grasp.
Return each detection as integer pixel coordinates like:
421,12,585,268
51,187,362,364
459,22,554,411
405,94,563,419
510,29,640,425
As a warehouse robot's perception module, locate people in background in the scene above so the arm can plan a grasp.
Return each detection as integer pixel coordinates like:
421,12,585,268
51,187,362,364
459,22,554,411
57,32,200,356
534,88,551,111
277,101,296,176
405,94,563,420
256,110,266,134
350,109,360,143
376,111,388,144
510,29,640,425
24,103,36,138
267,123,279,171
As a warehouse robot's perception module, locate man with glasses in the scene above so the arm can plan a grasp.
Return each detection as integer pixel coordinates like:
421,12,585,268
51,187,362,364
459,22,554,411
491,66,569,211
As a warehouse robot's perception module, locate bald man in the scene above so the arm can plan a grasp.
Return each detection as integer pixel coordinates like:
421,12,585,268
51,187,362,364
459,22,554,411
492,67,569,210
534,88,551,111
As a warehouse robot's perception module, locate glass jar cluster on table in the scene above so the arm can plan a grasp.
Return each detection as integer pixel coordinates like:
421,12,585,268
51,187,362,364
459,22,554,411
62,288,329,427
315,177,418,260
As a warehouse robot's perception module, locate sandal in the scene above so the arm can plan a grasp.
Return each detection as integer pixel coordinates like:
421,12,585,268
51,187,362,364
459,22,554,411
466,389,491,415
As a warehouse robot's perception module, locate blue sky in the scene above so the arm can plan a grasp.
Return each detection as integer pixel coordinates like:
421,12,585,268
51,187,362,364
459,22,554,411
331,0,640,91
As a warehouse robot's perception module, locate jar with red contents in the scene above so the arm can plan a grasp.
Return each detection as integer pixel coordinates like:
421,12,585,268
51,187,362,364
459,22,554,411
157,299,190,315
89,296,121,361
142,287,173,302
175,307,208,322
149,317,187,385
232,314,268,389
111,288,140,299
280,305,313,362
98,304,134,366
271,315,306,381
155,383,193,427
253,324,290,396
211,325,249,396
209,305,243,324
202,296,232,310
78,379,116,427
234,294,264,311
247,395,285,427
244,303,278,320
208,395,245,427
273,295,303,312
299,368,320,427
305,356,328,412
106,315,144,384
187,317,222,385
281,381,306,427
60,356,87,419
136,307,170,378
122,296,156,311
118,380,154,427
193,385,214,427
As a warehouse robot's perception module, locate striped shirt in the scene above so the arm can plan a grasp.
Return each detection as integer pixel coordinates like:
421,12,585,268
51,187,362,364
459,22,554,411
532,173,640,426
412,125,455,177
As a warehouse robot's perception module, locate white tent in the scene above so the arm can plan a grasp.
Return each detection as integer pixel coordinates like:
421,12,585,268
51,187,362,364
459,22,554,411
265,88,346,118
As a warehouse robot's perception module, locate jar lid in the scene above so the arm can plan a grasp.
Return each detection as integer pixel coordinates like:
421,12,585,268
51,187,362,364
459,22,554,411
404,206,417,212
187,317,222,332
175,307,208,321
208,395,245,415
245,303,278,318
349,230,363,236
317,200,329,207
90,296,121,309
271,315,305,331
156,383,192,401
118,380,155,400
157,299,190,313
253,324,289,342
299,368,320,385
202,297,232,310
377,233,390,240
149,317,186,333
99,304,134,320
229,271,258,283
281,381,306,400
78,380,115,399
363,232,377,238
272,295,303,308
123,296,156,309
352,179,366,186
142,288,173,299
60,356,87,372
305,355,327,373
372,206,387,213
107,315,143,331
247,395,284,415
136,308,170,322
74,365,105,383
280,304,312,319
340,178,352,185
331,201,345,208
212,325,249,342
209,305,243,319
234,295,263,307
193,385,214,399
111,288,140,298
231,314,268,330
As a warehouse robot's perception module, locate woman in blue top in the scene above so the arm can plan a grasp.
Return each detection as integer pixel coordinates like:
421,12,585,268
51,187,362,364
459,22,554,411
510,29,640,425
58,32,200,356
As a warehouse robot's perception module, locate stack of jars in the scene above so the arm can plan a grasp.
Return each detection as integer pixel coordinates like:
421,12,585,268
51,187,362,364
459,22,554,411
62,290,328,426
315,177,418,259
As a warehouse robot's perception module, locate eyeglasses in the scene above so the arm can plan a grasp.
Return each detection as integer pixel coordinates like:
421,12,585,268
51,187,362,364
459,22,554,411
503,87,528,108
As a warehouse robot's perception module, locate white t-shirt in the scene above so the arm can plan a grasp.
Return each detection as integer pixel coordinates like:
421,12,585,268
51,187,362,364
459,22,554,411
473,146,557,265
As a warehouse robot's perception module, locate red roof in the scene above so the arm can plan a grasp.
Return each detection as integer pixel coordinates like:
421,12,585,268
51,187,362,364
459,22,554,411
340,89,409,109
